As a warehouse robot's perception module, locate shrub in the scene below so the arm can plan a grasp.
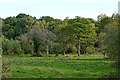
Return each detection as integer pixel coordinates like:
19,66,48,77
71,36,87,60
2,36,13,54
2,35,23,55
98,21,118,59
20,40,34,54
12,39,23,54
38,45,46,53
50,43,62,54
20,34,34,55
66,45,77,54
86,45,95,54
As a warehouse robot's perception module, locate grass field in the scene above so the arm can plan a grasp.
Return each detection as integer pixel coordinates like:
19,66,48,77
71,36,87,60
2,54,116,78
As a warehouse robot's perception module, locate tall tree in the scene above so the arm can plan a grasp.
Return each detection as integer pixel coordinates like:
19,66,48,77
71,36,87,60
95,14,112,34
68,17,97,56
98,21,118,59
54,21,75,56
2,13,37,39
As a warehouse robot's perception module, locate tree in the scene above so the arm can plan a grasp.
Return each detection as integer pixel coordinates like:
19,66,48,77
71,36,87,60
34,20,49,29
2,17,17,39
98,15,119,78
2,35,13,54
42,29,56,56
68,17,97,56
95,14,112,34
20,34,34,54
87,18,95,23
2,13,36,39
53,19,76,56
39,16,54,23
98,21,118,59
27,25,56,56
2,35,22,55
48,19,63,31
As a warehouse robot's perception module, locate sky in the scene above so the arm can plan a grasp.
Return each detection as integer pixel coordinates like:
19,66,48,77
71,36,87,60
0,0,119,20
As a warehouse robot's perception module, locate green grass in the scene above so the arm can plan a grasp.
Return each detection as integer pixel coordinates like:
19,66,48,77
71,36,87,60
2,54,117,78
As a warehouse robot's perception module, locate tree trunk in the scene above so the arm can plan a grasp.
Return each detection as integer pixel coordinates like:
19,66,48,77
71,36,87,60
33,38,39,56
103,51,106,59
78,43,80,56
63,49,66,56
46,45,49,56
34,43,39,56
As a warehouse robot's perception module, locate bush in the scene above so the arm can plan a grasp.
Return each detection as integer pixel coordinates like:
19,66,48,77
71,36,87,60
38,45,46,53
2,36,13,54
2,35,23,55
20,34,34,55
66,45,77,54
50,43,62,54
86,45,95,54
20,40,34,54
98,21,118,59
12,40,23,54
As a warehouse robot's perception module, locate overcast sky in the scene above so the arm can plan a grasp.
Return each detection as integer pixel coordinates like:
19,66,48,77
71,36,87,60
0,0,119,20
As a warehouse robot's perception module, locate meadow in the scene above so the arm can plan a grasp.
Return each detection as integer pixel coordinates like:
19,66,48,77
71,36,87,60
2,54,116,78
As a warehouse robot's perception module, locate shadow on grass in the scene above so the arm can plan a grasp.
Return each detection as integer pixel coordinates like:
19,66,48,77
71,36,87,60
75,58,109,61
54,58,107,61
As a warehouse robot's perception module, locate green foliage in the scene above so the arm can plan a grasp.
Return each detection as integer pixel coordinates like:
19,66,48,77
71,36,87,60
2,35,23,55
20,34,34,55
66,17,97,56
86,45,95,54
38,45,46,54
70,17,97,44
87,18,95,23
12,39,23,54
34,20,49,29
95,14,112,34
50,43,62,54
16,13,30,18
48,19,63,31
66,45,77,54
2,36,13,54
39,16,54,23
27,25,56,56
2,13,36,39
98,21,118,59
2,13,118,58
53,21,75,55
1,13,119,79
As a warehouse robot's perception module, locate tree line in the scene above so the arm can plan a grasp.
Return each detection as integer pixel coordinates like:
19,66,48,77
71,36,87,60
0,13,119,59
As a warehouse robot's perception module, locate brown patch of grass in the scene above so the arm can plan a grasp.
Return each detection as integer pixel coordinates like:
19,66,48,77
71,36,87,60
74,55,77,57
64,55,72,58
48,55,52,57
44,55,53,58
